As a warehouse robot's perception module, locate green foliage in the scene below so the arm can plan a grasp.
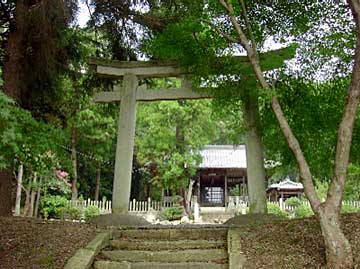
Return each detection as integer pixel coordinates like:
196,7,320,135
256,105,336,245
40,195,68,219
341,204,359,214
229,186,241,196
136,97,227,192
345,164,360,200
67,206,82,220
315,180,329,200
285,197,302,207
267,203,288,219
294,205,314,218
84,205,100,221
262,77,350,180
162,206,183,221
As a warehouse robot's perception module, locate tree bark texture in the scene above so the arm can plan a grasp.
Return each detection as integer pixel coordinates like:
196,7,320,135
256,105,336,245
34,177,42,218
318,206,353,268
0,169,13,216
243,88,267,213
94,164,101,201
22,180,31,217
3,0,26,102
14,164,23,216
71,126,78,200
186,179,195,215
28,173,37,217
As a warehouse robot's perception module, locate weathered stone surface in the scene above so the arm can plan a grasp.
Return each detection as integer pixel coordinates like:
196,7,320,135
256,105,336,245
169,228,227,240
94,260,227,269
94,260,131,269
112,74,138,213
112,228,170,240
228,228,246,269
64,248,95,269
102,249,227,263
110,239,226,251
112,227,228,241
94,87,212,103
85,232,110,253
89,213,150,227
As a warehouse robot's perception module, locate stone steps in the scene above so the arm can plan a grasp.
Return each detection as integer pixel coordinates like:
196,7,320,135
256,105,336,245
94,227,229,268
101,249,227,263
94,261,228,269
111,227,227,241
111,239,226,250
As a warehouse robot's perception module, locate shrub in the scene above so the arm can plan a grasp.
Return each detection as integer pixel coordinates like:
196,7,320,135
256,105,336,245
229,185,241,196
84,205,100,221
56,207,67,219
267,203,288,219
341,203,358,214
67,206,82,220
162,206,183,221
171,196,183,205
285,197,302,207
294,204,314,218
40,195,68,219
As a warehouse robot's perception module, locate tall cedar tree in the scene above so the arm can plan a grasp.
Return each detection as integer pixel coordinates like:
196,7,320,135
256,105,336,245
0,0,78,216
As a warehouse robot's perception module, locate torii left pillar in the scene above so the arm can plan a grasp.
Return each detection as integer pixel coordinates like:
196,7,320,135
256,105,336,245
112,73,138,213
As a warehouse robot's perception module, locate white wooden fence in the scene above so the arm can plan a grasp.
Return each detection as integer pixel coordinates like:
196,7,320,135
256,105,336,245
128,198,174,212
227,196,360,212
267,199,360,212
68,199,112,214
68,198,175,214
69,197,360,215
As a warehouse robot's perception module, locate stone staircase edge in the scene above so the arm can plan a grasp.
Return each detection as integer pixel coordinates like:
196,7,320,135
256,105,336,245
64,231,111,269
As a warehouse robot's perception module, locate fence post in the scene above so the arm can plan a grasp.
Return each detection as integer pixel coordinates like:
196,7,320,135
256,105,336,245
279,198,285,211
194,200,200,223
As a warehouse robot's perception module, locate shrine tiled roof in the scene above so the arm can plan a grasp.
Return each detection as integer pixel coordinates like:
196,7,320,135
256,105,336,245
268,178,304,190
199,145,247,169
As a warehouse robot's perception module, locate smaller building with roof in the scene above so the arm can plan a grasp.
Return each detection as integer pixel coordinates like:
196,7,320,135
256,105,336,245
267,178,304,201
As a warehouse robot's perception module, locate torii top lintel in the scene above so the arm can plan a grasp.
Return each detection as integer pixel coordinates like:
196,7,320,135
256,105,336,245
89,46,295,103
88,46,295,79
89,58,185,78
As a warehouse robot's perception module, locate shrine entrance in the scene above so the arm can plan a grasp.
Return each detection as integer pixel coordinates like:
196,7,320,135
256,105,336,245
90,59,212,213
89,48,292,213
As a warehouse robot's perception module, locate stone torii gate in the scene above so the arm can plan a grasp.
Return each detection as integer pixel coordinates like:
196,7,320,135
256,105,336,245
90,59,212,213
89,48,293,213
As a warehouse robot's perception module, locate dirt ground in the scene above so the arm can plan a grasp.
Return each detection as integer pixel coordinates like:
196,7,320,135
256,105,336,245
237,213,360,268
0,217,96,269
0,214,360,268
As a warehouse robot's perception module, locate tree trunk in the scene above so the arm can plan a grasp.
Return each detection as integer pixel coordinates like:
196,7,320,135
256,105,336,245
14,163,24,216
0,169,13,217
94,164,101,201
23,180,31,217
318,206,353,268
34,177,42,218
186,179,194,215
28,173,37,217
243,87,267,213
71,126,78,200
3,0,26,102
219,1,359,266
